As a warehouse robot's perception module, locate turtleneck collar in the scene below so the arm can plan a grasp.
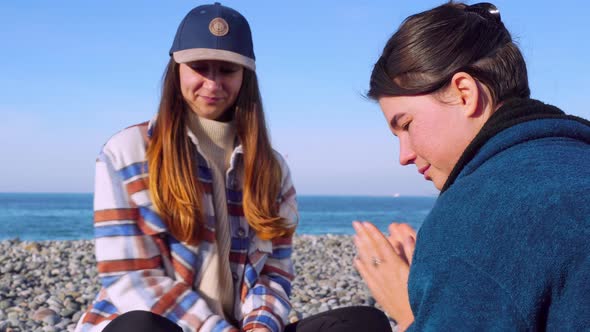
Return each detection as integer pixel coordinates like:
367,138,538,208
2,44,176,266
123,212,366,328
187,111,236,152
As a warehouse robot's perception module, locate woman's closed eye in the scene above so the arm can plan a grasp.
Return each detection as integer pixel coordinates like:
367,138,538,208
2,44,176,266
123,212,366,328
188,63,209,74
402,120,412,131
390,113,412,133
186,63,240,76
219,65,241,74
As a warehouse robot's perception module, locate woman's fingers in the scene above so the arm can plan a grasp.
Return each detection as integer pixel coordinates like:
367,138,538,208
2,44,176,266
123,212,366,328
353,221,401,267
387,223,417,265
404,235,416,265
388,223,416,242
352,220,414,326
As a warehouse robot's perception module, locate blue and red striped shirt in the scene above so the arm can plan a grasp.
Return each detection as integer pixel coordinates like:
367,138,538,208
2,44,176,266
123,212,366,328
76,120,298,332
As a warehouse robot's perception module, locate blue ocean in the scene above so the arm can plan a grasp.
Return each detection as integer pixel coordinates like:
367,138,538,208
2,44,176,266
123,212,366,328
0,193,436,241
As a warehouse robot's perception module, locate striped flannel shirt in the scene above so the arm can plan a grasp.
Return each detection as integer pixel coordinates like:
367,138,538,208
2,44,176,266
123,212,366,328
75,120,298,332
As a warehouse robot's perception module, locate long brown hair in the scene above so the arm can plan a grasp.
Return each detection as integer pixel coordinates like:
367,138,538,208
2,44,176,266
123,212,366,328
147,59,294,244
368,2,530,106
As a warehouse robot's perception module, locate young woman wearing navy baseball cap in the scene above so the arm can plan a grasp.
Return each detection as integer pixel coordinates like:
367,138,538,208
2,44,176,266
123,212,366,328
75,3,391,332
75,2,297,332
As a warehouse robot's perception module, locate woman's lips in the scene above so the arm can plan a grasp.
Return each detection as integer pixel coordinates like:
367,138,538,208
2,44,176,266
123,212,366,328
419,165,431,180
200,96,222,103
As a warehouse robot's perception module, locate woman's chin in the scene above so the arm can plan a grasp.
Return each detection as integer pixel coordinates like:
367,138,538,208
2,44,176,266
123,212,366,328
431,176,445,191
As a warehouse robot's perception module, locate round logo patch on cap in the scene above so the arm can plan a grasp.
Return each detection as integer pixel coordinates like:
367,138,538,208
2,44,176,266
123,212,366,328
209,17,229,36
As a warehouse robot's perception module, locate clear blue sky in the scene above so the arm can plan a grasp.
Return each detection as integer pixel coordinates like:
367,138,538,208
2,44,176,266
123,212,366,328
1,1,589,196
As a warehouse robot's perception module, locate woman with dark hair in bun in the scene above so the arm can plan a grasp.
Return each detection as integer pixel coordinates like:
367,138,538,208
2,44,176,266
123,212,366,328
354,2,590,331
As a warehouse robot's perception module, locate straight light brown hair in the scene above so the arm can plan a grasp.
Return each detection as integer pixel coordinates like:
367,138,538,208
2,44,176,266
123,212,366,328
146,59,294,244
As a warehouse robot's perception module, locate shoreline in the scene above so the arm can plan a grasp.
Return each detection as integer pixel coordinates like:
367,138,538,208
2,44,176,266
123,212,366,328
0,235,393,331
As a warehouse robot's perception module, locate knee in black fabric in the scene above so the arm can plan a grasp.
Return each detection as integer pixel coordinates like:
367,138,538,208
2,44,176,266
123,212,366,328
338,306,392,331
103,310,183,332
285,306,392,332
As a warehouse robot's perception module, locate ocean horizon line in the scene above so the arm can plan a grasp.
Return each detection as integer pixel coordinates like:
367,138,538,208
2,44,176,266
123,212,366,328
0,191,438,198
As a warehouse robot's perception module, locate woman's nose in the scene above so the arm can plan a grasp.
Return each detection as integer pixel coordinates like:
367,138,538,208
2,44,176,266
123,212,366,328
399,137,416,165
202,71,221,90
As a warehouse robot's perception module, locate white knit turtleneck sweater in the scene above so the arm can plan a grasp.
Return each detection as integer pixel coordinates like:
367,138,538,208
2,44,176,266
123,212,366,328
188,112,236,322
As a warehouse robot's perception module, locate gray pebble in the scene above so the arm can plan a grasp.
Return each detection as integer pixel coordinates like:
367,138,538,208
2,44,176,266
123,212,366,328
0,300,12,310
54,319,71,330
8,312,20,326
60,307,78,318
72,311,82,322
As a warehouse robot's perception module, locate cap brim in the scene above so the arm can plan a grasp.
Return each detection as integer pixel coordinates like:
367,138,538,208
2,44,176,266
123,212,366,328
173,48,256,71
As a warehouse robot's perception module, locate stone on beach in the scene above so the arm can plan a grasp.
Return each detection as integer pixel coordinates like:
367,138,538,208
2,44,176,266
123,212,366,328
0,235,392,331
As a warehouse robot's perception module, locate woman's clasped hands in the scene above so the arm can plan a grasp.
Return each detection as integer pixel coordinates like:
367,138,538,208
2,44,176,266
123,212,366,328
352,221,417,331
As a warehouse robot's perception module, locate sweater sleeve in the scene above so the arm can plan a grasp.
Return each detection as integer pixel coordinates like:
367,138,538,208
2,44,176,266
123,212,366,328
81,150,238,332
240,156,298,332
406,256,529,331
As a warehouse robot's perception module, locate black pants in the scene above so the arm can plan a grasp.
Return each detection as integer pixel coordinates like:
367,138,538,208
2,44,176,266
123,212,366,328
103,306,393,332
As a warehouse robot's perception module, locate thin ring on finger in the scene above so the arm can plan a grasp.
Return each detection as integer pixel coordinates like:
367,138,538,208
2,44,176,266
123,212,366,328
371,256,382,267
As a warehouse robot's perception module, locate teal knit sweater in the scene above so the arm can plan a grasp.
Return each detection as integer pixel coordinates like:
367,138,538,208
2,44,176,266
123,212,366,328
407,99,590,331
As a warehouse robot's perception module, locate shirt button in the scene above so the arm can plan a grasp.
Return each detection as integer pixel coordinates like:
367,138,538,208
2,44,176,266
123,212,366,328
237,228,246,238
232,273,238,281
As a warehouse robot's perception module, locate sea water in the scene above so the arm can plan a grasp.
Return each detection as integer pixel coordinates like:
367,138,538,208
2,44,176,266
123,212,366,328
0,193,436,241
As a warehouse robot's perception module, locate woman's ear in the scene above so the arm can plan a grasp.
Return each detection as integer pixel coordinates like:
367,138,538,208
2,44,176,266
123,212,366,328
449,72,480,118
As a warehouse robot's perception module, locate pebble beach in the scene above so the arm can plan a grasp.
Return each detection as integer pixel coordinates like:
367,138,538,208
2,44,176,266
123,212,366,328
0,235,393,331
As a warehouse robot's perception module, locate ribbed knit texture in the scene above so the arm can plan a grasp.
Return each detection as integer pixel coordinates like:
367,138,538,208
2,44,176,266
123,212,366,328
188,112,236,323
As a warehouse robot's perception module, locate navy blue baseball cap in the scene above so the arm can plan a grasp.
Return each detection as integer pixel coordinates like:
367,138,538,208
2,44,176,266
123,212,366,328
170,2,256,71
